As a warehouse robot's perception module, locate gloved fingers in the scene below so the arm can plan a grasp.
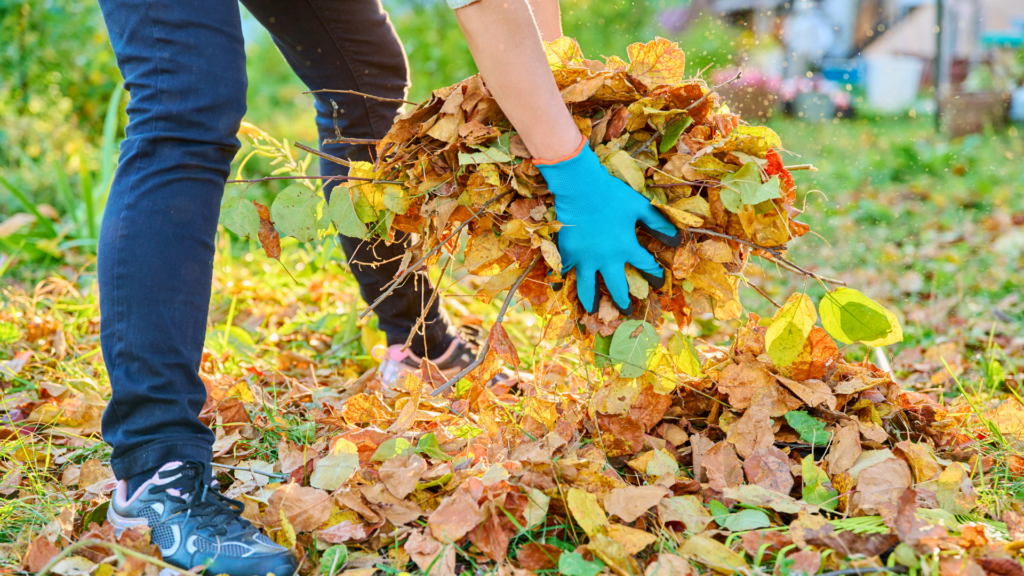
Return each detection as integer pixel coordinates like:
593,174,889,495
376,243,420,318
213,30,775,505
575,266,600,315
637,204,683,247
627,245,666,290
598,266,633,316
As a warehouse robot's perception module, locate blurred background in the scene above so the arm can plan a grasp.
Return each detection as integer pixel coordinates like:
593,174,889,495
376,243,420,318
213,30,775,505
2,0,1023,381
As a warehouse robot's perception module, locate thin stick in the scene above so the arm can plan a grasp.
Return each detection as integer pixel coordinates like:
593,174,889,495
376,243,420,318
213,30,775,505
226,174,404,185
430,257,539,397
358,189,515,320
294,142,350,167
743,279,782,308
38,539,202,576
688,228,847,286
322,137,382,146
304,88,419,105
649,180,719,188
631,70,744,160
784,164,817,171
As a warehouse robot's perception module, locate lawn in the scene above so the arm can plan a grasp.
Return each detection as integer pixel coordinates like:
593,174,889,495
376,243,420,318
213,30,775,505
3,2,1024,575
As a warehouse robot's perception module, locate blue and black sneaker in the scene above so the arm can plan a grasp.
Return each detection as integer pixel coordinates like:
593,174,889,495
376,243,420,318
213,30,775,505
108,461,297,576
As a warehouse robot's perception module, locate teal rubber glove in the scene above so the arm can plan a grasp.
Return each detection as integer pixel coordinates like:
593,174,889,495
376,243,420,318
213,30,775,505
536,138,682,315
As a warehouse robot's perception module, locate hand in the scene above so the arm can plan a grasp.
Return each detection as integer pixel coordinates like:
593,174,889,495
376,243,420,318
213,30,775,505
536,137,681,315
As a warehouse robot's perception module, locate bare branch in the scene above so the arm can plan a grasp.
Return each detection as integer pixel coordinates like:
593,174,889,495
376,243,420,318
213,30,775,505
304,88,419,105
430,257,540,397
688,228,847,286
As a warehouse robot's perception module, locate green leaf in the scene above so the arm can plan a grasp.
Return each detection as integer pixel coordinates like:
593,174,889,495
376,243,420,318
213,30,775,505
801,454,838,510
558,552,605,576
459,144,513,165
321,545,348,576
271,184,323,243
369,438,412,462
0,322,19,345
219,189,260,239
668,332,702,377
819,287,903,347
593,333,613,369
415,433,450,461
764,293,817,367
719,162,782,213
609,320,659,378
327,188,367,239
716,508,772,531
659,116,693,153
310,439,359,491
647,449,680,477
382,184,412,215
785,411,831,447
351,187,378,223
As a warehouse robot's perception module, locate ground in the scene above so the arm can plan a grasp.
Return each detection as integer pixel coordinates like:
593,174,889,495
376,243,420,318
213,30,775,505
3,113,1024,576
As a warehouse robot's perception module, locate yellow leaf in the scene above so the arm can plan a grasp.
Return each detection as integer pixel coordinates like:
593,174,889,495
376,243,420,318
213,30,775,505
566,487,608,537
607,524,658,554
602,150,646,192
646,449,680,478
278,507,297,549
626,37,686,88
625,265,650,300
226,381,255,403
764,293,817,368
544,37,583,68
654,202,703,229
680,534,749,574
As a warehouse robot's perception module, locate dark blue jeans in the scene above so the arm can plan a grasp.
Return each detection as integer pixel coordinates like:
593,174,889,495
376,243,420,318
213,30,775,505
97,0,453,480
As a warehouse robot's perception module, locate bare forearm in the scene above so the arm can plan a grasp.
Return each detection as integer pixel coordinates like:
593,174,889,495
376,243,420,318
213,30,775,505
455,0,580,160
527,0,561,42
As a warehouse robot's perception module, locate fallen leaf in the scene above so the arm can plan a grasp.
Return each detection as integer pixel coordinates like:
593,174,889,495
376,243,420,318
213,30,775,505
658,495,713,532
703,441,744,491
567,487,609,537
310,439,360,491
406,529,456,576
264,483,332,532
428,487,484,542
679,534,748,575
379,453,427,499
604,485,669,523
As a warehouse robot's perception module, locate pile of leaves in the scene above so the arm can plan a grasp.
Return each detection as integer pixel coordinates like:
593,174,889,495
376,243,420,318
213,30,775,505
10,37,1024,576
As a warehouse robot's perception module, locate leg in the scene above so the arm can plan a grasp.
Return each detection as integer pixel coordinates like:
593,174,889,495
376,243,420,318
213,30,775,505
97,0,247,480
240,0,455,358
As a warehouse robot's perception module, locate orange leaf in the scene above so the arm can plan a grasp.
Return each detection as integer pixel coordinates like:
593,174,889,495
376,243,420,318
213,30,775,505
627,38,686,88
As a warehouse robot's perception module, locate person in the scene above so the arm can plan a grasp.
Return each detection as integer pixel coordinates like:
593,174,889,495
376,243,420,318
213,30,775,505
96,0,680,573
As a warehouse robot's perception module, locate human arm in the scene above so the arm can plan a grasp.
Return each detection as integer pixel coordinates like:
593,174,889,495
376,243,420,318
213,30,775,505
452,0,681,313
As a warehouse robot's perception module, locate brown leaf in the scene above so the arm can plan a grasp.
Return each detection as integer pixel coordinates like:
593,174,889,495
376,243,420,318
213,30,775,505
774,374,836,411
428,487,484,542
743,447,795,494
779,327,839,381
792,511,899,557
894,440,942,483
851,455,912,515
406,529,456,576
703,441,743,491
740,530,792,556
264,483,331,532
629,384,674,431
361,483,424,525
644,553,697,576
380,453,427,499
726,400,773,459
254,201,281,259
489,322,520,367
604,485,670,523
786,550,821,576
467,505,512,562
825,421,862,475
976,558,1024,576
318,521,371,543
79,459,113,488
22,535,59,573
1003,510,1024,541
517,542,562,571
893,488,953,553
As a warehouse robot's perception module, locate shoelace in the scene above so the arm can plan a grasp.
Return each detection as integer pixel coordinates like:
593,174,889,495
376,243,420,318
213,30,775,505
153,461,252,538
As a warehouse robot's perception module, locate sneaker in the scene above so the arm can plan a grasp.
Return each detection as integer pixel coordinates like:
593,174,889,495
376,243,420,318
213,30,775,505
377,336,479,389
108,461,297,576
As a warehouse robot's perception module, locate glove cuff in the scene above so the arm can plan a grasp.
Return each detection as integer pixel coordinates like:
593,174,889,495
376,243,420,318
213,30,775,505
533,134,588,166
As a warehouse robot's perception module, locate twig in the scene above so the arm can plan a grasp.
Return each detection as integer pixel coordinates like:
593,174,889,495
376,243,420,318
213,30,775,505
631,70,744,160
743,279,781,308
226,174,404,185
38,539,202,576
322,137,382,146
294,142,350,167
211,462,289,481
430,257,539,397
649,180,719,188
358,189,515,320
303,88,419,105
688,228,847,286
817,568,907,576
784,164,817,171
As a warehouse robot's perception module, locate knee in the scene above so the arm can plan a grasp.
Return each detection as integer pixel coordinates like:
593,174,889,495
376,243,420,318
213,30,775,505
123,69,248,154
